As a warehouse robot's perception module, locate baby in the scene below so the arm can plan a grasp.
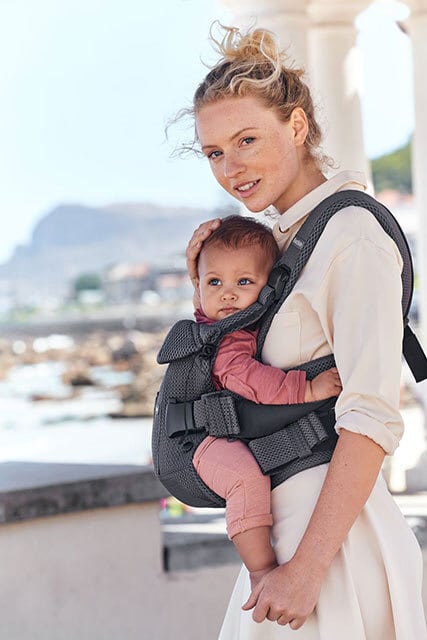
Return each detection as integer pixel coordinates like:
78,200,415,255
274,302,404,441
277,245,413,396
192,215,342,587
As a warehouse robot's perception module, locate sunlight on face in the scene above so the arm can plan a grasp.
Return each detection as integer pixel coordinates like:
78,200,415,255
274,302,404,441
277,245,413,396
196,96,313,214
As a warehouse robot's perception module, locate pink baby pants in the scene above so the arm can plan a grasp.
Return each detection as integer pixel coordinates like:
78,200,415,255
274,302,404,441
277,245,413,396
193,436,273,539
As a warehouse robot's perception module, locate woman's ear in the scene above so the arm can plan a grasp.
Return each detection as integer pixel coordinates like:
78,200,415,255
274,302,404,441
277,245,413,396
290,108,309,147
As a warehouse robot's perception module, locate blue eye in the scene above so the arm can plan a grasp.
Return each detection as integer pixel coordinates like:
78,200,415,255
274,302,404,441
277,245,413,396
207,150,222,160
241,137,255,146
208,278,221,286
238,278,252,285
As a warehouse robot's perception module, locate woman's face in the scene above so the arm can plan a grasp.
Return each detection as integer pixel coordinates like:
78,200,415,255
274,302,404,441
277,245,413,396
196,95,318,214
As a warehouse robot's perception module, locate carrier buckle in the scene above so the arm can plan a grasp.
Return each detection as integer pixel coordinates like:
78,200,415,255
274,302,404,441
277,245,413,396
166,400,200,438
267,264,291,301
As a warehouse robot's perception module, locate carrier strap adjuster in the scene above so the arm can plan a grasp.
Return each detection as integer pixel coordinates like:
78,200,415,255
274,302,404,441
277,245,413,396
194,392,241,438
248,412,330,474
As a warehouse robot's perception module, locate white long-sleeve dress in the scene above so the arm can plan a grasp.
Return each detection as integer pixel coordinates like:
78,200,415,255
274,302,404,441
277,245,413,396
218,171,427,640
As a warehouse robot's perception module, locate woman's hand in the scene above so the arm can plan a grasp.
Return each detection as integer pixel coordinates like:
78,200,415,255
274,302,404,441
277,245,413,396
186,218,222,286
242,556,325,629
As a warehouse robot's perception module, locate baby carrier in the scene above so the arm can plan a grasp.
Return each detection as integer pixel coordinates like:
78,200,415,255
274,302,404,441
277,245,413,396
151,190,427,508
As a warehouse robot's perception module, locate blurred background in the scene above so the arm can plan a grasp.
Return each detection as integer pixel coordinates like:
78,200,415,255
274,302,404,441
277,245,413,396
2,1,427,637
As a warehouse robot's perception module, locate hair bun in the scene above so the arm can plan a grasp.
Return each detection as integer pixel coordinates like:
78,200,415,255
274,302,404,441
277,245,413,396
211,22,284,68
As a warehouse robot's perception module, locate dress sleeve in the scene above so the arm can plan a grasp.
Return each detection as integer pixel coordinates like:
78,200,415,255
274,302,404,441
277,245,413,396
312,233,404,454
213,329,306,405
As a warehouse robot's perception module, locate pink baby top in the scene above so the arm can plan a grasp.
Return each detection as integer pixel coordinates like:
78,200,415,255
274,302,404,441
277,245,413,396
194,308,306,405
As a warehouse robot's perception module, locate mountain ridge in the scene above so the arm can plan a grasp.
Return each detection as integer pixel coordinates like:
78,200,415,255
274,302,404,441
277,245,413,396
0,201,228,299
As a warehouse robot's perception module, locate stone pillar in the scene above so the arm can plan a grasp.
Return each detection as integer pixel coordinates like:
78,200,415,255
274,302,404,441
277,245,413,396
307,1,371,176
219,0,310,68
405,0,427,341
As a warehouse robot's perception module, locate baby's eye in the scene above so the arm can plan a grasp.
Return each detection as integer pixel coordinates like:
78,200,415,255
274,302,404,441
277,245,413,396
241,137,255,146
208,278,221,286
238,278,252,285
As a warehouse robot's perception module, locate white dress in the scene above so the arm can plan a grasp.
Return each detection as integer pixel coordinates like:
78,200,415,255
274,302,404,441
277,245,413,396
218,172,427,640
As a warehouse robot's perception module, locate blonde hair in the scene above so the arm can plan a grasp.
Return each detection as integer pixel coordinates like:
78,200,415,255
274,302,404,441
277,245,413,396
175,23,331,168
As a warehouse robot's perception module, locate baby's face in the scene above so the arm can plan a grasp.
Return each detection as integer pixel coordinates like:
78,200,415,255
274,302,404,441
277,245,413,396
197,243,273,321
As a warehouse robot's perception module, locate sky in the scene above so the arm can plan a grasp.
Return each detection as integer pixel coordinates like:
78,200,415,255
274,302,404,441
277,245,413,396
0,0,414,264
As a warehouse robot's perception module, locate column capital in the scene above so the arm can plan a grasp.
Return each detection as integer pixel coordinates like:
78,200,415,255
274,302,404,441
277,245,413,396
307,1,372,26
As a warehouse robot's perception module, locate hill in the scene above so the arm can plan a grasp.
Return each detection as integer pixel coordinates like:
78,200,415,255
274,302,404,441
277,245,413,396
0,202,227,298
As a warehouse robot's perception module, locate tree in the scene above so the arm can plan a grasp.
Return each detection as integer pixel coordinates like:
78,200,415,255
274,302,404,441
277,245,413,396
73,273,102,293
371,140,412,193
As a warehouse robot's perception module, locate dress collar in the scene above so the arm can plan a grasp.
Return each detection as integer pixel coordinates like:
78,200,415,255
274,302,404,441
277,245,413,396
272,170,367,250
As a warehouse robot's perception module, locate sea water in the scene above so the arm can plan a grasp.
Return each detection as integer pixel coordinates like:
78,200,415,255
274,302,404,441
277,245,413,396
0,361,153,466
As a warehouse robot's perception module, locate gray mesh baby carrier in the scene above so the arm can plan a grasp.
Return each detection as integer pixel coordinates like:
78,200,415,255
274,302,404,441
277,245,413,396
151,191,427,508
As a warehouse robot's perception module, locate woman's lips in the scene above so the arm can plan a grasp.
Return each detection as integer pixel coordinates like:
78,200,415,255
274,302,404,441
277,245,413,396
235,180,260,198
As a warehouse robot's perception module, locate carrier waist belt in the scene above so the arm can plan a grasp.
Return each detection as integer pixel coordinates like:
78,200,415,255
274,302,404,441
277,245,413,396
165,392,334,440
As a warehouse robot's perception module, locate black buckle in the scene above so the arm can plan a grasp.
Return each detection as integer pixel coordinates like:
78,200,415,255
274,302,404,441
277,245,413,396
267,264,291,301
166,400,199,438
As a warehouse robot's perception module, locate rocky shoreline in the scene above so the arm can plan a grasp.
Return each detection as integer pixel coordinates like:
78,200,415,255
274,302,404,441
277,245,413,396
0,328,168,418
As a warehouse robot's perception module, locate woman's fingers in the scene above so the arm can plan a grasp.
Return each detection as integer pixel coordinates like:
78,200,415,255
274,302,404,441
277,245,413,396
186,218,222,283
289,617,305,630
251,598,271,624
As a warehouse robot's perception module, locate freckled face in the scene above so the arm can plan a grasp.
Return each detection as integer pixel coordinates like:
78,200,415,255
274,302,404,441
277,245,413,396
198,243,273,321
196,95,312,214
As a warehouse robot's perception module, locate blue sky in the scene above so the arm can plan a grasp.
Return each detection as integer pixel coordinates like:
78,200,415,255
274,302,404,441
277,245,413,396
0,0,413,263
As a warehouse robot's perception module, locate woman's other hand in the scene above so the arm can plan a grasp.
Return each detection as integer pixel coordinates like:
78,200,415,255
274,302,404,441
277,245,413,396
242,556,324,629
186,218,222,286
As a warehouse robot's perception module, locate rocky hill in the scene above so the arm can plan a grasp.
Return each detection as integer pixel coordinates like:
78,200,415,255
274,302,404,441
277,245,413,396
0,202,226,298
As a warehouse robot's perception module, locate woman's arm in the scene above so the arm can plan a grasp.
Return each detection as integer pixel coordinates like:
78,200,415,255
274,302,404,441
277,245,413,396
244,429,385,628
244,219,404,627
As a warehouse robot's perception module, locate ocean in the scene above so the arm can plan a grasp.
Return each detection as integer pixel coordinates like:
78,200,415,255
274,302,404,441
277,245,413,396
0,360,153,466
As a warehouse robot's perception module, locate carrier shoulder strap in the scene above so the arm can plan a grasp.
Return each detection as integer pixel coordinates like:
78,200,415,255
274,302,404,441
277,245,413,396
257,189,427,383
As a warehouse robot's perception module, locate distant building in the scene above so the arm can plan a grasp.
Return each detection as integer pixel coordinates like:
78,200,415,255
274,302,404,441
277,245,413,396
103,263,151,304
154,268,193,302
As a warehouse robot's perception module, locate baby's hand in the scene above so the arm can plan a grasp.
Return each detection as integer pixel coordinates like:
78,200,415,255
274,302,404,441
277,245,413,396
303,367,342,402
249,563,278,592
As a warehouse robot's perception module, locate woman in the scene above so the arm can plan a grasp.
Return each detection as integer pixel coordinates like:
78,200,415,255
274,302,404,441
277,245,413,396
182,24,426,639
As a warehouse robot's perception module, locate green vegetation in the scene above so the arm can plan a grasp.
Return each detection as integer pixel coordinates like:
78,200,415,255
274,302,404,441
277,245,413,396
73,273,102,293
371,139,412,193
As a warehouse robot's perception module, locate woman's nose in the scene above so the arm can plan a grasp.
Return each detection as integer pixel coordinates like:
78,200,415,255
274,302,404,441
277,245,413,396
223,153,244,178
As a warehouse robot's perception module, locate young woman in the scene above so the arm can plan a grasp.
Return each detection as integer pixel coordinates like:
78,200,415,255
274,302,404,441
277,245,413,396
182,24,426,639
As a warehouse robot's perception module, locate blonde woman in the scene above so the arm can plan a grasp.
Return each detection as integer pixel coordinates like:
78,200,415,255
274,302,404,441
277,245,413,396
182,24,426,639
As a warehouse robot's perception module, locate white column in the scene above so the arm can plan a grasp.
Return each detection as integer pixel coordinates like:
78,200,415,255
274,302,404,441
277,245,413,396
405,0,427,340
219,0,310,68
307,1,371,176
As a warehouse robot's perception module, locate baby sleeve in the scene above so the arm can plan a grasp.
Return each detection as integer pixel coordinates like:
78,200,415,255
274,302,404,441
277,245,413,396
213,329,306,405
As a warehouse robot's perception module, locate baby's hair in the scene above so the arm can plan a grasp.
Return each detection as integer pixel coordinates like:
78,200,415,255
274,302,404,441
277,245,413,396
200,215,281,266
175,22,331,168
